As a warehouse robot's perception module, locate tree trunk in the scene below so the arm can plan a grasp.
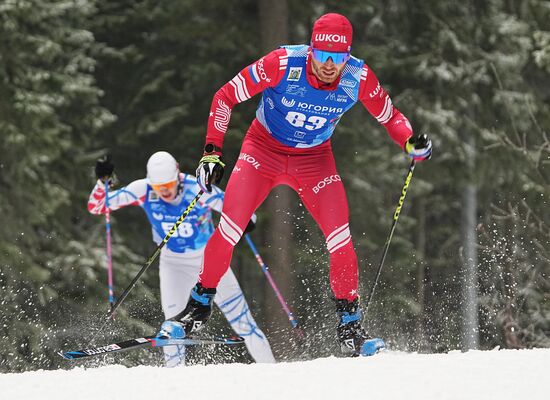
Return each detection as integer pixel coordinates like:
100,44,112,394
258,0,294,347
461,135,479,350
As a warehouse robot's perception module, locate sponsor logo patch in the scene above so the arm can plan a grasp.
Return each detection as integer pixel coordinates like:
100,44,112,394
369,83,382,98
149,191,159,201
238,153,261,170
83,344,121,355
152,212,164,221
285,84,307,97
314,33,348,44
340,79,357,88
325,93,349,103
281,97,296,107
193,321,203,331
297,102,343,115
256,58,271,82
344,338,355,350
287,67,303,81
312,174,342,194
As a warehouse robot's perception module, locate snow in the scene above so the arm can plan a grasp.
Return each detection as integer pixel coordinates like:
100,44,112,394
1,349,548,400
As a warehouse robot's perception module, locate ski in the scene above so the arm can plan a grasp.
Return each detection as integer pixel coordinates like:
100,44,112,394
58,335,245,360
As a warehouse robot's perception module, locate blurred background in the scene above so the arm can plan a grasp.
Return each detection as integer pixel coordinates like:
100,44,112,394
1,0,549,372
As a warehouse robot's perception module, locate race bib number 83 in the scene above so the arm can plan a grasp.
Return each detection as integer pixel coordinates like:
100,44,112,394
285,111,327,130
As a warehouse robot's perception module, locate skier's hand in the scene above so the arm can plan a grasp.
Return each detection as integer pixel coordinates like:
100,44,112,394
244,219,256,234
405,133,432,162
196,152,225,193
95,154,115,182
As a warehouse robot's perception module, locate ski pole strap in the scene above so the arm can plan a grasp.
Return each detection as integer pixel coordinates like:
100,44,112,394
365,159,415,314
98,190,204,332
244,234,304,338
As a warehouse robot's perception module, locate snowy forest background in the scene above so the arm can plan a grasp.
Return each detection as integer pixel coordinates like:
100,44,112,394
1,0,549,372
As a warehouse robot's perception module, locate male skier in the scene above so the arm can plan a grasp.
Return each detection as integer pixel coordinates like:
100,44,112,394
89,151,275,366
158,13,432,356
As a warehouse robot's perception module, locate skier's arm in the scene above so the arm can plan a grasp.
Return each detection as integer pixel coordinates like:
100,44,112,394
205,48,288,151
358,65,413,149
87,179,147,215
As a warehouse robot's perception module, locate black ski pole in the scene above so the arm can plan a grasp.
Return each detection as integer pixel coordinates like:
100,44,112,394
94,190,204,336
365,159,416,315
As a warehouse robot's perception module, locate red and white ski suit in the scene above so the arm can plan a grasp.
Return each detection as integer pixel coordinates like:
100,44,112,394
200,47,413,301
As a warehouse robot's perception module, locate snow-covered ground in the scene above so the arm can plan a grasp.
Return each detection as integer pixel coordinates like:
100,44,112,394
1,349,548,400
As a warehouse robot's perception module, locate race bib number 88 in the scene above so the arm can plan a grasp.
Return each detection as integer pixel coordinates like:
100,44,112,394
161,221,194,238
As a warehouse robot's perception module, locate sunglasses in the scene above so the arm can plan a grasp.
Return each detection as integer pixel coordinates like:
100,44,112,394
151,180,178,192
311,48,350,64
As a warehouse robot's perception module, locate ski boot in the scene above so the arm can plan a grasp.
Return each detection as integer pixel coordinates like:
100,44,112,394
156,283,216,345
335,298,385,357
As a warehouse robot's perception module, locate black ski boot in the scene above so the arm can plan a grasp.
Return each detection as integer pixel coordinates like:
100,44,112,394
157,283,216,340
335,298,385,356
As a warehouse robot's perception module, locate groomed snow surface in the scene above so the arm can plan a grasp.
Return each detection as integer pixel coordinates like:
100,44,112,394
1,349,548,400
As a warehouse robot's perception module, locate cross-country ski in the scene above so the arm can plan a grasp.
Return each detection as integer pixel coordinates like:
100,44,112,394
59,335,245,360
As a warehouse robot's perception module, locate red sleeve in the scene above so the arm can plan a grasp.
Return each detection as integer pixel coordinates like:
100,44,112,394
359,65,413,149
87,180,146,215
205,48,288,150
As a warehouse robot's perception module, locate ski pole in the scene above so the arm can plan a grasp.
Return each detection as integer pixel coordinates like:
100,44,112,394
365,159,416,315
104,180,115,311
97,190,204,332
244,234,305,339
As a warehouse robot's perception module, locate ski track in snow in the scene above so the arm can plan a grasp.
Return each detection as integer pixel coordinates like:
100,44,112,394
1,349,548,400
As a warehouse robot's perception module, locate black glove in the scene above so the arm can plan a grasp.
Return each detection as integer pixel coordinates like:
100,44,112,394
95,154,115,182
404,133,432,162
244,219,256,234
196,154,225,193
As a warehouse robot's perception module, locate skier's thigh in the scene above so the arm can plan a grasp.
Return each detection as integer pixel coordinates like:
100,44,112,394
159,254,202,319
214,267,244,306
221,169,272,231
298,173,351,236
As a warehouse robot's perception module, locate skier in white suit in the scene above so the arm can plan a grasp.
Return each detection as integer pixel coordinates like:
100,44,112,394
88,151,275,367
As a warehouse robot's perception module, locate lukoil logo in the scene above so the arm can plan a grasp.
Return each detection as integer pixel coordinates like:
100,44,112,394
314,34,348,44
369,83,381,98
312,174,341,193
281,97,296,107
238,152,261,169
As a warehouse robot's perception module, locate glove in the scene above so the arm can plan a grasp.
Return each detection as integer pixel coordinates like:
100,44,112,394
95,154,115,182
196,154,225,193
405,134,432,161
244,219,256,234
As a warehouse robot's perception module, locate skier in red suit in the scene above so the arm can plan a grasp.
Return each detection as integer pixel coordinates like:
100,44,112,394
158,13,432,356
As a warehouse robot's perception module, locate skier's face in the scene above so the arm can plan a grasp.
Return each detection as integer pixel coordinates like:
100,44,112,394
151,180,178,201
310,52,347,84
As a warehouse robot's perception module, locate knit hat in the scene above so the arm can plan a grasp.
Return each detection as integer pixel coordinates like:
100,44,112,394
147,151,179,185
311,13,353,52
